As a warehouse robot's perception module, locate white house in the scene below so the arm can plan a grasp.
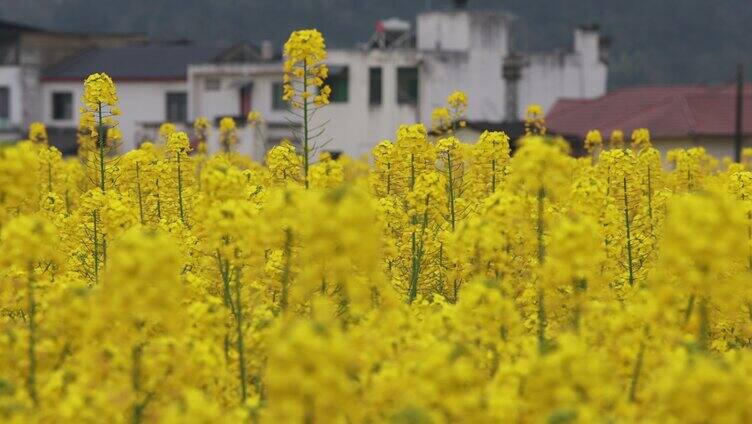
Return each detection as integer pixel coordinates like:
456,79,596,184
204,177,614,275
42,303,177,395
41,44,232,152
0,20,145,144
186,9,609,158
9,5,608,157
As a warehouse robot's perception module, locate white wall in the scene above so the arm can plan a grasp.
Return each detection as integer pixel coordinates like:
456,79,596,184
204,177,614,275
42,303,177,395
318,49,420,157
518,29,607,117
189,63,285,158
42,80,188,151
418,10,510,124
417,11,472,51
28,10,606,158
190,53,422,159
0,66,25,134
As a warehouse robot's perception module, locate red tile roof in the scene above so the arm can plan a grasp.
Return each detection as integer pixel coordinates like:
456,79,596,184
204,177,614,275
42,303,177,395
547,85,752,139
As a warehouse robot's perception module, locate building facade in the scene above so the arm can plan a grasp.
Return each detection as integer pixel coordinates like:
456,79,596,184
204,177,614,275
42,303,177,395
187,9,608,158
1,7,609,158
0,20,145,143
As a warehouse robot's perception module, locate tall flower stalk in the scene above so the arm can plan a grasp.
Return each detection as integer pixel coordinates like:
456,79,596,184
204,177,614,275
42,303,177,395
283,29,331,189
79,73,120,276
167,132,192,226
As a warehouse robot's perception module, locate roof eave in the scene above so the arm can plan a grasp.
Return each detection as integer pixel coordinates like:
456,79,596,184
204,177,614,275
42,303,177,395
41,76,187,83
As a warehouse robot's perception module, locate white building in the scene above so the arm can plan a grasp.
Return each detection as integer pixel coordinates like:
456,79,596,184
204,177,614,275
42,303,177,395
0,20,145,145
41,44,234,153
187,9,608,158
3,5,609,157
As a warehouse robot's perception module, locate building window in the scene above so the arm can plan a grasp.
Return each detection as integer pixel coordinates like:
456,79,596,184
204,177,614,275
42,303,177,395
166,92,187,123
0,87,9,121
240,83,253,116
327,66,349,103
272,82,286,110
369,67,382,105
205,78,221,91
397,67,419,105
52,92,73,120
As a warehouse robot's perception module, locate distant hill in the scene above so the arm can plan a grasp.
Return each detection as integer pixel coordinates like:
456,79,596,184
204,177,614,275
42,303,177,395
2,0,750,88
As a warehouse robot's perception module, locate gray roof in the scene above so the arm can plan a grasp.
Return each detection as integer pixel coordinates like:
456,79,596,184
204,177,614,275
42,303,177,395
0,19,45,33
43,44,238,80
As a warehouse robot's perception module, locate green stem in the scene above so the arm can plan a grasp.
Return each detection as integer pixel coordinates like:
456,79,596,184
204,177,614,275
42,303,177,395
176,152,186,225
446,153,456,231
216,249,233,312
536,187,546,264
233,267,248,402
280,228,293,310
491,159,497,193
131,343,145,424
698,297,710,352
97,101,106,193
135,163,145,225
92,211,100,284
215,248,235,370
572,278,587,332
155,179,162,220
623,177,635,286
408,197,431,304
628,342,645,402
683,295,695,326
26,264,38,405
537,288,547,354
408,230,417,302
102,235,107,271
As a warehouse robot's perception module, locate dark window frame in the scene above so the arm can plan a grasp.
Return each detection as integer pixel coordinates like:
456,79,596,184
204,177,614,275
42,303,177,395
397,67,419,105
369,67,382,106
272,82,286,111
327,65,349,103
52,91,73,121
0,86,9,120
166,91,188,123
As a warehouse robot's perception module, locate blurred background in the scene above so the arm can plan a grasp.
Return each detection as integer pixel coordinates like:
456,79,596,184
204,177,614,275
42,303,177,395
1,0,750,159
3,0,749,87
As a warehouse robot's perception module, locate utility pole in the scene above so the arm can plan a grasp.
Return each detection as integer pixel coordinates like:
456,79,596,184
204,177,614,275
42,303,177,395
735,63,744,163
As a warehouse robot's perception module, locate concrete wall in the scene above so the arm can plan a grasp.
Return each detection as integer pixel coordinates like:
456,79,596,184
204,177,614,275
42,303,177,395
318,49,420,158
0,66,24,135
41,79,187,151
417,10,509,54
418,11,510,124
189,62,286,158
189,51,422,159
518,28,607,117
27,10,607,158
180,12,606,159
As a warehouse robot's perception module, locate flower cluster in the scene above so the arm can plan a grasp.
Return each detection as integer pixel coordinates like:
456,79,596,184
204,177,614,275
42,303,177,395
2,38,752,424
283,29,330,108
28,122,48,145
431,90,468,134
219,117,238,152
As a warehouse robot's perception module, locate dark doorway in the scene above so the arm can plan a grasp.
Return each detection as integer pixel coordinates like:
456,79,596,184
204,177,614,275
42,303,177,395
240,83,254,117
